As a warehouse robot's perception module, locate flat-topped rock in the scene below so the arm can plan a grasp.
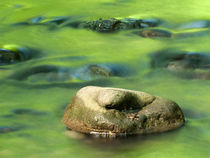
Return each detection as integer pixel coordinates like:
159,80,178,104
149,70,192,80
62,86,185,135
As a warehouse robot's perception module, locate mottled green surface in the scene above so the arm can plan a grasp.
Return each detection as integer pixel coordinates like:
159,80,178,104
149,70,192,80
0,0,210,158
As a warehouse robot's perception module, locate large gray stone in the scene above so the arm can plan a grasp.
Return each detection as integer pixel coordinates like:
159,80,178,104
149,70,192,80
62,86,185,135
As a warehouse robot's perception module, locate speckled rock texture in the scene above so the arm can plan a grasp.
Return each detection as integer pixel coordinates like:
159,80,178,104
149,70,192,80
62,86,185,135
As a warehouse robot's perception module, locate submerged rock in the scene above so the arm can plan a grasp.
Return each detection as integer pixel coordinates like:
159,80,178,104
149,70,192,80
68,18,161,32
62,86,185,135
0,44,40,66
150,49,210,80
0,126,19,134
14,16,161,32
72,64,131,80
11,65,71,82
150,49,210,70
10,63,132,83
0,49,20,65
136,29,172,38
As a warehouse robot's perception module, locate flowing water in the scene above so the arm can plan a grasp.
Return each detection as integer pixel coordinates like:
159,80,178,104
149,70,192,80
0,0,210,158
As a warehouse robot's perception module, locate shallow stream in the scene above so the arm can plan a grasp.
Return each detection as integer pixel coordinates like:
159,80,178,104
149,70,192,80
0,0,210,158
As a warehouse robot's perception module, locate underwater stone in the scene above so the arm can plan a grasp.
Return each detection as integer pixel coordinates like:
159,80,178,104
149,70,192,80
150,49,210,70
62,86,185,135
72,64,114,80
137,29,172,38
150,49,210,80
10,63,132,83
11,65,71,82
0,126,19,134
0,49,20,65
0,44,40,66
72,64,132,81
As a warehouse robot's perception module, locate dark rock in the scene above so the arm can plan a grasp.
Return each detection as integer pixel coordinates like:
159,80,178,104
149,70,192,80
136,29,172,38
62,86,185,135
83,18,121,32
0,126,19,134
150,49,210,71
0,44,40,66
0,49,20,65
69,18,161,32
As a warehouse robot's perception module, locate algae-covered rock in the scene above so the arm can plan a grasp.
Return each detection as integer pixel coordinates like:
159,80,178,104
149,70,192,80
69,18,161,32
62,86,185,135
14,16,161,32
0,44,40,66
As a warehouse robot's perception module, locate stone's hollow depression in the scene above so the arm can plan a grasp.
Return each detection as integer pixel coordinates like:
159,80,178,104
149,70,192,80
62,86,185,136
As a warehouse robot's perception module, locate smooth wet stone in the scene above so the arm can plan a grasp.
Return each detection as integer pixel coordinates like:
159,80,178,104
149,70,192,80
72,64,132,80
178,20,210,29
136,29,172,38
62,86,185,135
0,126,18,134
69,18,160,32
150,49,210,71
0,44,40,66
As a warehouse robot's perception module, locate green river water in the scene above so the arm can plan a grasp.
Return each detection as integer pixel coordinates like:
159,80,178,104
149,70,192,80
0,0,210,158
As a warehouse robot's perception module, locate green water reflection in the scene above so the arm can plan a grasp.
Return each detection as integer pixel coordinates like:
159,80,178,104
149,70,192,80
0,0,210,158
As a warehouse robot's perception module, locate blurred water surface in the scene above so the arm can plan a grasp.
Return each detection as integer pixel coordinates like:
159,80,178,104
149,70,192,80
0,0,210,158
